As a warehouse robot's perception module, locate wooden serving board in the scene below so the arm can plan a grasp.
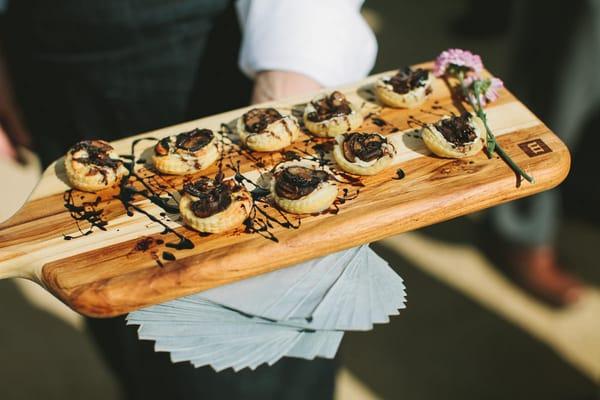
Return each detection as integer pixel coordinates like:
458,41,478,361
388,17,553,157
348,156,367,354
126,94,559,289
0,63,570,317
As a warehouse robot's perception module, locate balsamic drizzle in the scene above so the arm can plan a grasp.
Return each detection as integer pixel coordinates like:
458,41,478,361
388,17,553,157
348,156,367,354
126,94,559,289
117,138,195,251
394,168,406,180
63,190,107,240
364,113,400,133
62,105,395,261
228,160,301,242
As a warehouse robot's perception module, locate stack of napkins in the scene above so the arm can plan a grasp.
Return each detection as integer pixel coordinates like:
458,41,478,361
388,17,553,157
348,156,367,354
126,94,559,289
127,245,406,372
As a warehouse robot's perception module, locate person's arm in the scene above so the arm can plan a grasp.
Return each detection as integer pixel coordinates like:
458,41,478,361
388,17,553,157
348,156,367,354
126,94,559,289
236,0,377,103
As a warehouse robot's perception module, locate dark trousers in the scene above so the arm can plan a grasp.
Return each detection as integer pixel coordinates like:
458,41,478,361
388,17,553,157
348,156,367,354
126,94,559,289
4,1,337,398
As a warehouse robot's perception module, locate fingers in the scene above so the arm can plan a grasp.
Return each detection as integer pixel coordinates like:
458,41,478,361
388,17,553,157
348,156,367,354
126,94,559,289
251,70,322,104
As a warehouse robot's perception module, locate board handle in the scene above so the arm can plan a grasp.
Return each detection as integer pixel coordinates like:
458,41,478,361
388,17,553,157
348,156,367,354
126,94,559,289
0,251,36,281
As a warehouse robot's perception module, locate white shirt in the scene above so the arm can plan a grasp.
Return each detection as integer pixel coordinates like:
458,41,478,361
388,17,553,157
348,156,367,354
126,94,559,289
236,0,377,87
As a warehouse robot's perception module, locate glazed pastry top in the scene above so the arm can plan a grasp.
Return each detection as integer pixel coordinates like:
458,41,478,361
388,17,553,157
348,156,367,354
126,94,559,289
154,128,215,156
242,108,284,133
434,113,478,146
306,91,353,122
341,132,392,163
69,140,123,169
274,166,331,200
383,67,430,94
183,178,243,218
68,140,126,185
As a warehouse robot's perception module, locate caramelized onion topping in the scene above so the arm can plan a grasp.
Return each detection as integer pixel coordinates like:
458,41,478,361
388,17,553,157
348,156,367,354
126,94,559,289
435,113,477,146
184,178,239,218
275,166,330,200
243,108,283,133
342,132,389,163
306,91,352,122
71,140,122,169
155,128,214,155
385,67,430,94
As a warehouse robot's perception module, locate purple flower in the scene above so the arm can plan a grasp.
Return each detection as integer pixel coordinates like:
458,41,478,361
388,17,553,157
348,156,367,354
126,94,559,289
464,76,504,105
434,48,484,77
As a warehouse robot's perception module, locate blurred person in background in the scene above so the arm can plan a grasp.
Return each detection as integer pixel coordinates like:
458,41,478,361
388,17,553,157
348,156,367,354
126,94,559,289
0,0,376,399
456,0,600,306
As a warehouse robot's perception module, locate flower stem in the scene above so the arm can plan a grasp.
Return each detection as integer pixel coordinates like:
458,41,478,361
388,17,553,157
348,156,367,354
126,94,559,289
494,141,535,184
457,72,535,184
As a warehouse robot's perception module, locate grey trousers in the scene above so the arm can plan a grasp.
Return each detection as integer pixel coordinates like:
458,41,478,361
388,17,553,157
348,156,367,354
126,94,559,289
490,0,600,246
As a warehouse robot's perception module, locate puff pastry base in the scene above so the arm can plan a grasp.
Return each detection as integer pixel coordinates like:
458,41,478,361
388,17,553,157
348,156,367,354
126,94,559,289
303,98,363,137
332,133,395,176
179,188,252,234
375,73,433,109
271,180,338,215
421,114,486,158
237,112,300,152
152,135,219,175
64,141,128,192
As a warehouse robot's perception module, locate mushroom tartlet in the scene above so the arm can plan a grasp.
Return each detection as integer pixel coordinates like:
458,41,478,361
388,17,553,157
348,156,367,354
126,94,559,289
153,128,219,175
333,132,396,175
236,108,300,152
303,91,363,137
271,165,338,214
421,112,486,158
64,140,129,192
179,177,252,233
375,67,433,108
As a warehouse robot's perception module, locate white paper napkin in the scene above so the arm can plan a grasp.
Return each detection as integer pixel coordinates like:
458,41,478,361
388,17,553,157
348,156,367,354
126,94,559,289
127,245,406,371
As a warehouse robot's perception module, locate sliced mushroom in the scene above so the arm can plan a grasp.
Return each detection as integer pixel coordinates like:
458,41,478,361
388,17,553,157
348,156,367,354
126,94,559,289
275,166,330,200
184,178,235,218
386,67,430,94
175,128,214,152
243,108,283,133
307,91,353,122
434,113,477,146
342,132,388,163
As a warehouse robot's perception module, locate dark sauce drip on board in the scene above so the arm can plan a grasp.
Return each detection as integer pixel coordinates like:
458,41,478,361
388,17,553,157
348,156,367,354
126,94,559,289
407,115,428,129
394,168,406,180
127,236,173,268
292,138,333,168
118,138,194,251
219,122,266,167
364,113,399,133
323,187,360,215
227,160,301,242
281,150,301,161
63,190,107,240
288,137,366,189
420,108,448,118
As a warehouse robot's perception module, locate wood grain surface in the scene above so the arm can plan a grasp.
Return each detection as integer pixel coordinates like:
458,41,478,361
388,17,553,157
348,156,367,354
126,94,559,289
0,64,570,317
